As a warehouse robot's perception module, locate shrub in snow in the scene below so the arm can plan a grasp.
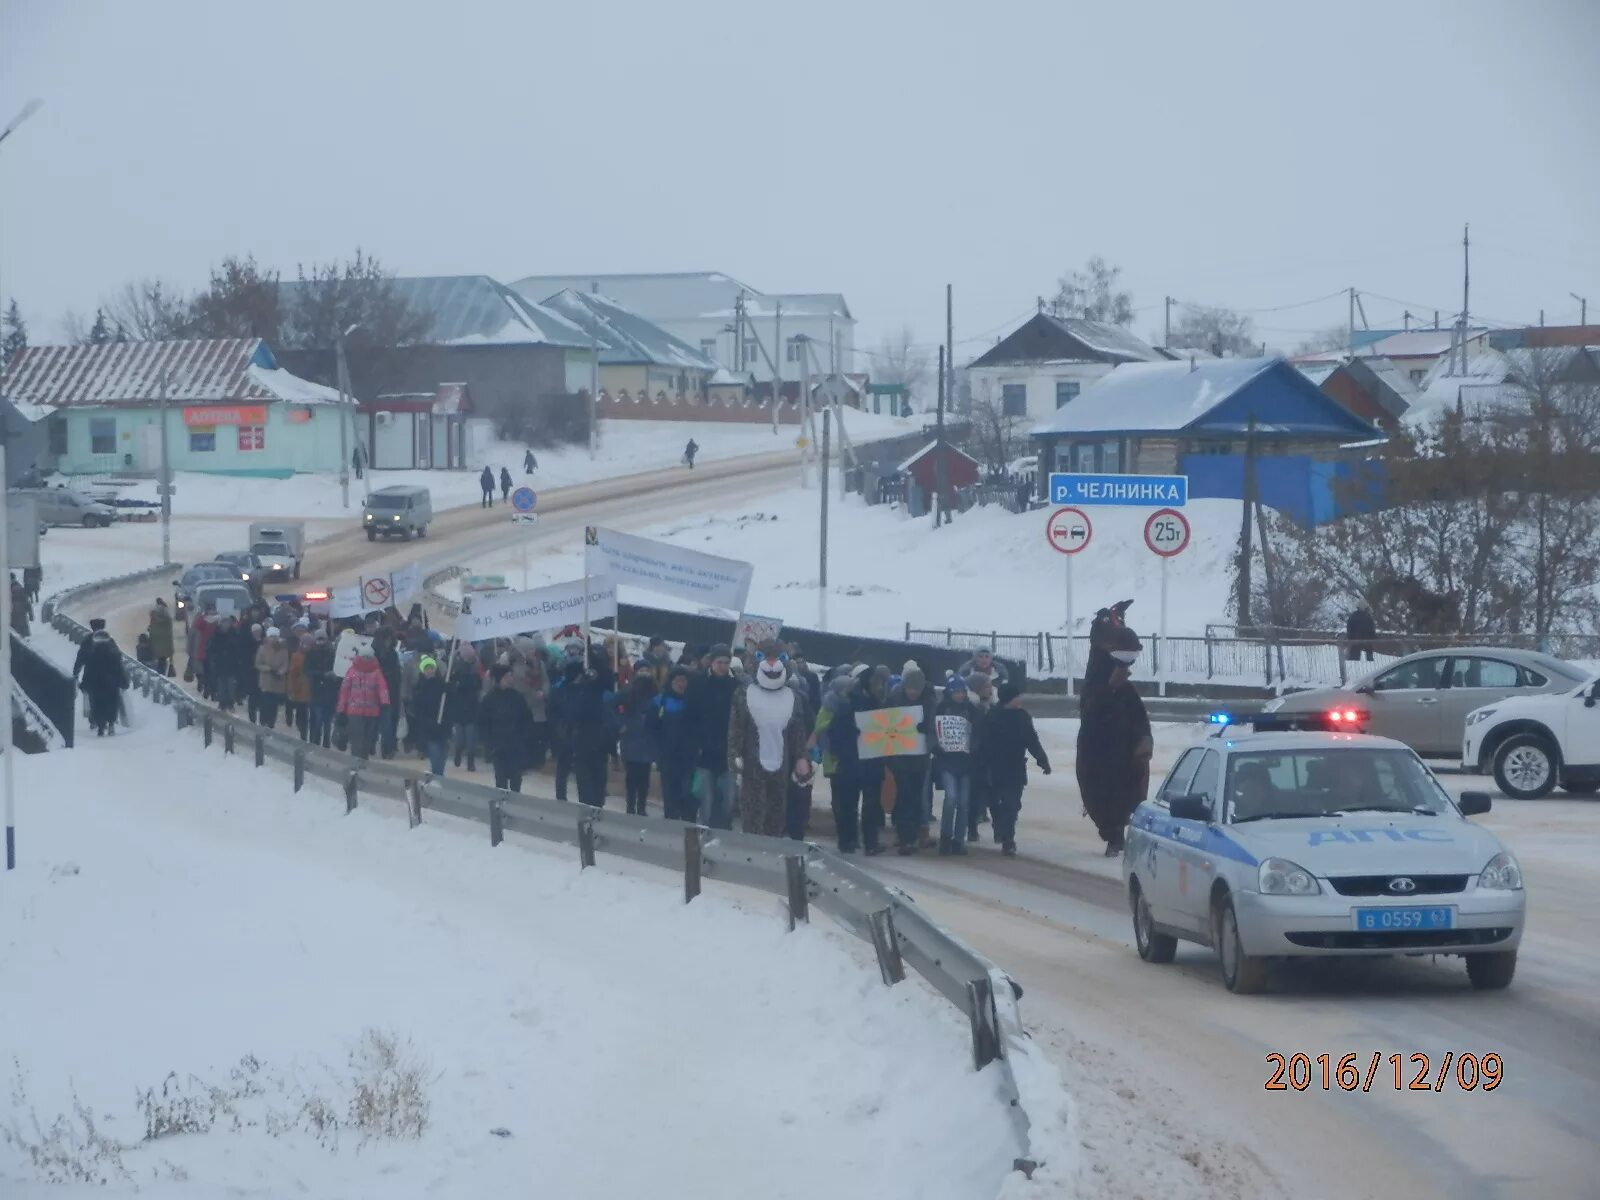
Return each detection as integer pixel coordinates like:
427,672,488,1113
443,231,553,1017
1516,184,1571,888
344,1029,430,1142
4,1061,132,1186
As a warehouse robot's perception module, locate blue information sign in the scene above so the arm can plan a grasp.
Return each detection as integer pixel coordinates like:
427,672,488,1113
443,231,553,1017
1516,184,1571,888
1049,472,1187,507
511,486,538,512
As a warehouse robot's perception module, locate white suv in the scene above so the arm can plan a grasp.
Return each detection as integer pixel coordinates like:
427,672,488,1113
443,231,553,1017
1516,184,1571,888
1462,676,1600,799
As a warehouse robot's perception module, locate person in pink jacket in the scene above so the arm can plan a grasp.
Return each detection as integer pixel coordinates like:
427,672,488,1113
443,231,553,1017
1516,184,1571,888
336,647,391,760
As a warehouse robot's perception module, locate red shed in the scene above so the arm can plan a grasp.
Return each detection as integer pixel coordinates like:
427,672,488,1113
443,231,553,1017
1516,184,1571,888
898,439,981,500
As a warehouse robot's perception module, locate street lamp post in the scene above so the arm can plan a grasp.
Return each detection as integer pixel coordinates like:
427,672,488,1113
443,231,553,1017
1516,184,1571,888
336,324,360,507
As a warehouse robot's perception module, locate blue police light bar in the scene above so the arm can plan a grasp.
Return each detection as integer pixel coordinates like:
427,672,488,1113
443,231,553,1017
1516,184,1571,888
1207,711,1233,725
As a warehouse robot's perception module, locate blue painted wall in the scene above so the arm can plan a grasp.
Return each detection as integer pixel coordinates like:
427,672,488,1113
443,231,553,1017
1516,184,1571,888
1180,453,1387,525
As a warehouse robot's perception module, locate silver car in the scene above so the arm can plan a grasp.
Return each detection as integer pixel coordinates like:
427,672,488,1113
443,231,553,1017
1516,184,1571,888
1123,729,1525,994
1259,648,1586,756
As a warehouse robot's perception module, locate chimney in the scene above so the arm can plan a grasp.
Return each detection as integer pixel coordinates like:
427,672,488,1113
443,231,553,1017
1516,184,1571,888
1189,355,1196,373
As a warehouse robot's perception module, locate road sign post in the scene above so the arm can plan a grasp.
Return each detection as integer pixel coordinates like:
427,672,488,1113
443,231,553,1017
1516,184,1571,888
1143,508,1191,697
510,487,539,587
1046,507,1092,694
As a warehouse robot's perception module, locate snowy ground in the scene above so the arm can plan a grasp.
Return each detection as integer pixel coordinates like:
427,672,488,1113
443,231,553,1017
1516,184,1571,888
1,629,1025,1200
77,414,916,521
441,485,1246,641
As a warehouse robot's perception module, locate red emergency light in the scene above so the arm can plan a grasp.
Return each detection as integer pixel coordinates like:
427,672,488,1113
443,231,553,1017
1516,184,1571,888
1326,708,1366,725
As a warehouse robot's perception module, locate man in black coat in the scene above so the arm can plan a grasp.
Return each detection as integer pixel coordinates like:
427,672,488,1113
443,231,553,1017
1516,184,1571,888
73,618,108,680
1346,605,1377,662
685,643,737,828
649,667,698,820
79,629,127,736
983,681,1051,856
567,646,616,808
477,665,535,791
1076,626,1152,857
479,466,495,508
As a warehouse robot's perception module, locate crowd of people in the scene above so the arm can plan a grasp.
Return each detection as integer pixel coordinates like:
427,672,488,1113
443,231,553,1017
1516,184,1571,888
114,585,1153,858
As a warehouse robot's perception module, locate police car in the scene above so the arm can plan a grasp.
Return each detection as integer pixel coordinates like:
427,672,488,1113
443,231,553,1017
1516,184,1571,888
1122,716,1526,994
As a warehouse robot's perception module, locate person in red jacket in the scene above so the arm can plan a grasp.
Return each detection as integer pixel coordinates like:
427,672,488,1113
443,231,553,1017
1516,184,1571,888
336,647,391,760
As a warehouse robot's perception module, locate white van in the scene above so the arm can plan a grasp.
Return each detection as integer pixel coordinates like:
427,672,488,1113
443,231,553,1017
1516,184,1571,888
362,485,432,541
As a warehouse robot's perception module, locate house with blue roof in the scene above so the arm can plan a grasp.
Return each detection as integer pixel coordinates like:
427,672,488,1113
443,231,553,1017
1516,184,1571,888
1030,356,1383,523
538,289,720,403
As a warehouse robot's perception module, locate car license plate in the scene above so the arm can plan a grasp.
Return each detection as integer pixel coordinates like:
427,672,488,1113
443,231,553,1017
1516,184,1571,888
1353,906,1455,931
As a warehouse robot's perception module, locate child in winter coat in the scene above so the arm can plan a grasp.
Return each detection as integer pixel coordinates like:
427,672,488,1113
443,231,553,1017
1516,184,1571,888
616,667,659,816
932,675,983,854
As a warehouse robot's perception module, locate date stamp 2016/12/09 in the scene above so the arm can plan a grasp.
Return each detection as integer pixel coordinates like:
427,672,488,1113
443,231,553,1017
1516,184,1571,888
1266,1053,1504,1093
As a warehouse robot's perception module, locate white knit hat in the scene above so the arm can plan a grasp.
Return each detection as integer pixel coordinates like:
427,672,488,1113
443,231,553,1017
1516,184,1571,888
266,626,281,638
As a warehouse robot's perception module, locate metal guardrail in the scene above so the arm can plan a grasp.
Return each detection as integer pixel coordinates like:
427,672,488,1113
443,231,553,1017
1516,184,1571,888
50,562,1043,1182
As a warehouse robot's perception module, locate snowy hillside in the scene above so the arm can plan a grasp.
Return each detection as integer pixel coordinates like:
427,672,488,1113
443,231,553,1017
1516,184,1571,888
78,414,916,521
449,487,1247,640
1,660,1020,1198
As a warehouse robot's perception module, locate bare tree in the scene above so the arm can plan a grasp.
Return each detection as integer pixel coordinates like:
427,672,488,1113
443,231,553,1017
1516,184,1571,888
103,279,192,340
966,377,1029,475
1292,325,1350,356
188,254,282,340
871,326,931,406
1050,255,1134,326
282,249,431,350
1169,304,1256,356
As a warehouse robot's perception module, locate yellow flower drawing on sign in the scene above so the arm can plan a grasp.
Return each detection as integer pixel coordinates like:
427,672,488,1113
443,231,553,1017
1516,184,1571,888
862,708,920,756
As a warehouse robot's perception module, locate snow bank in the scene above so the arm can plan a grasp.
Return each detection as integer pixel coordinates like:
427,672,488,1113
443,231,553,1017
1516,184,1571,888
447,486,1246,639
1,649,1020,1199
85,413,917,521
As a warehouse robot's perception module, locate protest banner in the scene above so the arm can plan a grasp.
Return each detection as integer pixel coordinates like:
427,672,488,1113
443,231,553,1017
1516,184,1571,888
583,526,753,612
455,575,619,642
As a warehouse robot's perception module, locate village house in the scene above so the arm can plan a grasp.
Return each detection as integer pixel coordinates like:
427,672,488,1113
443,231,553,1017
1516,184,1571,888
537,288,720,404
1295,355,1415,432
2,338,344,477
965,310,1167,425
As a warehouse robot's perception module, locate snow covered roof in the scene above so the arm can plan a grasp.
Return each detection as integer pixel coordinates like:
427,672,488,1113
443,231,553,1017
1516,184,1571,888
1402,344,1600,427
1294,355,1415,418
1297,328,1490,365
895,440,980,473
539,289,719,371
708,366,752,387
277,275,591,349
511,271,757,322
1155,345,1218,361
1031,356,1379,439
970,312,1165,369
1,339,341,415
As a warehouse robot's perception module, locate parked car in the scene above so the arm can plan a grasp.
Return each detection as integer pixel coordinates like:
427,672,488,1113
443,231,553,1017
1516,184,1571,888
1257,648,1587,757
248,522,304,578
362,485,432,541
190,580,254,620
213,551,265,596
1462,674,1600,799
1125,725,1524,994
174,562,245,619
10,486,118,528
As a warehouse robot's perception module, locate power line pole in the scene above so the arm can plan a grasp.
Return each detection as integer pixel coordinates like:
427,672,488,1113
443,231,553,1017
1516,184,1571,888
1347,287,1356,358
1234,416,1258,630
772,300,782,434
1459,222,1471,374
336,332,352,509
1164,295,1174,347
933,345,947,527
158,371,173,566
588,327,599,460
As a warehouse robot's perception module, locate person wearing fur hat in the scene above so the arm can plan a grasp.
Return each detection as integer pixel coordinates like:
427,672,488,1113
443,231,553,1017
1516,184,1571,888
649,666,698,820
958,646,1009,686
981,680,1051,856
409,654,450,776
254,626,290,729
885,664,936,854
78,627,126,736
685,643,739,828
1076,624,1152,856
728,641,813,837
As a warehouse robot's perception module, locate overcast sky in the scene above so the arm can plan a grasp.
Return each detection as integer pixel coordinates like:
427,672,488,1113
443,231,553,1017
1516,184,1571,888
2,0,1597,365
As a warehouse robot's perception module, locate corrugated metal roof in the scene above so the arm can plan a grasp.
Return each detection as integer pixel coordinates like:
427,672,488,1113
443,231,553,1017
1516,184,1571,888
539,290,719,371
511,271,758,322
277,275,590,348
1,339,341,412
1031,356,1377,438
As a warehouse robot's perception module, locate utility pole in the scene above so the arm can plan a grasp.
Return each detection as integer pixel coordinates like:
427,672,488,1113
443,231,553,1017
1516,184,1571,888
734,293,746,373
158,371,173,566
819,407,830,629
588,327,599,460
1459,222,1471,374
800,336,811,488
1347,287,1356,358
771,300,782,434
336,330,352,509
933,345,947,526
1572,293,1588,325
1164,295,1174,348
1234,416,1258,630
